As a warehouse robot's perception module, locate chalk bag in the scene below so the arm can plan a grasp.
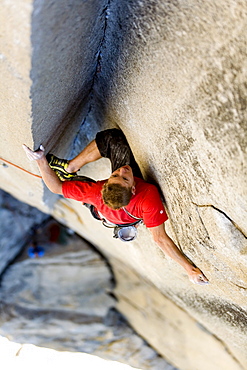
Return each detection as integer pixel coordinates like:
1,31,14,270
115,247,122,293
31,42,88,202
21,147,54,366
113,225,138,242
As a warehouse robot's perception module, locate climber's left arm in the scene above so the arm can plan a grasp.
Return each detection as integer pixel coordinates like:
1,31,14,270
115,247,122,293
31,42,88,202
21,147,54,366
149,223,209,285
23,144,63,195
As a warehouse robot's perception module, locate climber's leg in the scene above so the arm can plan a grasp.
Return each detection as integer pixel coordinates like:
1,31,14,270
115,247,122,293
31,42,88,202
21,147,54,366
95,129,143,178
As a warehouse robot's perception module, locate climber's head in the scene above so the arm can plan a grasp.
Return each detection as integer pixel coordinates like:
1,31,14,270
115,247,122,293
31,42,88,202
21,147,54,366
102,165,135,210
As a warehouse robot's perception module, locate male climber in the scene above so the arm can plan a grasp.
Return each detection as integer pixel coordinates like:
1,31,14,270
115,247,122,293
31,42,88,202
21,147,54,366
23,128,209,285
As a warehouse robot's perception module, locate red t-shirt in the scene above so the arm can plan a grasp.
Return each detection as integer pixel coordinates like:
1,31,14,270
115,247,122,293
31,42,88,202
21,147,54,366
62,177,168,228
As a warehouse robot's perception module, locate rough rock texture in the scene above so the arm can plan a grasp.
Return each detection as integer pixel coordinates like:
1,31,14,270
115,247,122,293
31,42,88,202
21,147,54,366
0,1,246,370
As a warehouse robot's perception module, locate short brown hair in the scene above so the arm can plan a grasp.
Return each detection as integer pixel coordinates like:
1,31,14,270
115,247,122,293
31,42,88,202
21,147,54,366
102,181,132,210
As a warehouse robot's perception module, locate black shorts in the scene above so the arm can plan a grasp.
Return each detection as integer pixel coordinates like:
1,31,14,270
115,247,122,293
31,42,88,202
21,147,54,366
95,129,143,178
74,129,143,220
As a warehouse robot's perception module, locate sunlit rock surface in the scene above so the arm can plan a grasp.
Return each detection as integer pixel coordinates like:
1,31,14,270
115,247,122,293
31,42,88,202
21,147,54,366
0,1,246,369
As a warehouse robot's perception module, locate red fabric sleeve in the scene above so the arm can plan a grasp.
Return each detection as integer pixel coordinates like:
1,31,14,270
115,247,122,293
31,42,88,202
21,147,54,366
62,181,98,203
141,187,168,228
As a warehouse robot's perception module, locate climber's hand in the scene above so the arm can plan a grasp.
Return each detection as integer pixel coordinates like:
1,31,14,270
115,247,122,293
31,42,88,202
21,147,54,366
23,144,45,161
188,267,209,285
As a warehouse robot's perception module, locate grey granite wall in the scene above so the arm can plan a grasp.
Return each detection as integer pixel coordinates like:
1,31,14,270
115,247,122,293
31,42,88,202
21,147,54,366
0,1,246,369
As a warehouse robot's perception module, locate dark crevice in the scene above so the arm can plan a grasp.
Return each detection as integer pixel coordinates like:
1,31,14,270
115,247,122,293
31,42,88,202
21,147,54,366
71,0,112,157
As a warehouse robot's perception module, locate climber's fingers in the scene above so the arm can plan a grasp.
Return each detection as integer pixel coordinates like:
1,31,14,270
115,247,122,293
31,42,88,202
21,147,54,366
22,144,45,161
189,267,209,285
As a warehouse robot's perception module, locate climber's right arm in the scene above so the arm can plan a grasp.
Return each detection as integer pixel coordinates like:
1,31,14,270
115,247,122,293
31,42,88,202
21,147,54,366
66,140,102,173
23,144,63,195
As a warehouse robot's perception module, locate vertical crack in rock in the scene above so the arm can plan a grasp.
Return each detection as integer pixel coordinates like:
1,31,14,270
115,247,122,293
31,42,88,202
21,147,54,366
192,202,247,239
192,202,214,250
71,0,112,157
229,281,247,291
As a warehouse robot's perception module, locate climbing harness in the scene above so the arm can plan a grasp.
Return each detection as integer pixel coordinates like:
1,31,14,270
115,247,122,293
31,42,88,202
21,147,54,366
100,208,143,242
122,207,142,221
84,197,143,242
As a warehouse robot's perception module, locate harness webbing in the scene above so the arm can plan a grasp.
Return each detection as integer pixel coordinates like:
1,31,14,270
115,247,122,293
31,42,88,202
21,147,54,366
122,207,142,221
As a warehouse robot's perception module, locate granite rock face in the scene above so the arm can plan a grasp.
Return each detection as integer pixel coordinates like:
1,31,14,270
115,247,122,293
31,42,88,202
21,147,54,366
0,1,246,370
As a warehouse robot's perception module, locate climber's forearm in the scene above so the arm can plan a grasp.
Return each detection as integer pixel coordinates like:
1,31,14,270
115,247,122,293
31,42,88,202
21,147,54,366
150,225,193,271
36,157,63,194
149,224,209,284
22,144,63,194
67,140,102,173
